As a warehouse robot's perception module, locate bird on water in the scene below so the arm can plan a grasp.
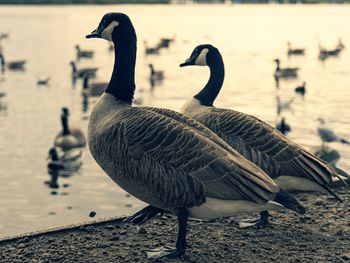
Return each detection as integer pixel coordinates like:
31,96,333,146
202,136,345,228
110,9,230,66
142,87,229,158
86,13,305,258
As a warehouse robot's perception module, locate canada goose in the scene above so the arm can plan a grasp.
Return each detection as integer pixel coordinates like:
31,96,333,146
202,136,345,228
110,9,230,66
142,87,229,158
149,64,164,81
47,147,83,173
318,43,342,61
276,117,291,135
287,42,305,56
179,44,346,227
82,74,107,97
86,13,305,258
295,81,306,96
144,40,160,55
75,45,94,59
274,59,299,79
0,53,26,71
158,36,175,49
54,107,86,150
70,61,98,78
317,118,350,149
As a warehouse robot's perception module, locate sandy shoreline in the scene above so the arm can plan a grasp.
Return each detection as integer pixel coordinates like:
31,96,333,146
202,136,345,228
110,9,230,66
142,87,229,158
1,187,350,262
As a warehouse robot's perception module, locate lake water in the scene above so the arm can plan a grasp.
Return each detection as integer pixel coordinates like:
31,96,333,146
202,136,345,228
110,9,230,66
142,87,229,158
0,4,349,238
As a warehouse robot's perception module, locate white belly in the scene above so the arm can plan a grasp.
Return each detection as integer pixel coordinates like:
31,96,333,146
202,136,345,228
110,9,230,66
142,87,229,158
188,197,285,220
274,176,326,193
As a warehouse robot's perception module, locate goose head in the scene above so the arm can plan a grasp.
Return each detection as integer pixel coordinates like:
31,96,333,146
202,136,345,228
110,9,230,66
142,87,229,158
274,58,280,64
86,13,134,42
180,44,219,67
62,107,69,117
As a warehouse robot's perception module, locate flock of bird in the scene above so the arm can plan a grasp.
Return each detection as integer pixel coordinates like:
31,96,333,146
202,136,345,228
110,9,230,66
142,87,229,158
273,39,347,165
78,12,350,259
0,11,349,259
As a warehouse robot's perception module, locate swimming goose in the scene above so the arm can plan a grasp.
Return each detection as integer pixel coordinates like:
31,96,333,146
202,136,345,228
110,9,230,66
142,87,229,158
149,63,164,81
47,147,83,173
86,13,305,258
0,53,26,71
178,44,346,227
317,118,350,149
82,74,107,97
54,107,86,150
70,61,98,78
295,81,306,96
37,77,50,85
274,59,299,79
75,45,94,59
287,42,305,56
144,40,160,55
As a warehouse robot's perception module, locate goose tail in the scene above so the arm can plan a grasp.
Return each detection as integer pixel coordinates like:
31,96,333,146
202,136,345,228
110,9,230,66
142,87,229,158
123,205,164,225
274,189,306,214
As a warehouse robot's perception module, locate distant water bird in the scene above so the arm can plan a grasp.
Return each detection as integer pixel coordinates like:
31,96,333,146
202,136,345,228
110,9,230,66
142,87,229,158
317,118,350,149
175,44,346,228
86,13,306,258
277,96,294,114
0,53,26,72
82,74,107,97
0,91,6,98
149,64,164,82
318,42,342,61
37,77,50,85
55,107,86,150
274,59,299,79
144,40,160,55
295,81,306,96
75,45,94,59
70,61,97,78
47,147,83,173
336,38,345,50
0,33,9,40
158,36,176,49
276,117,291,135
287,42,305,56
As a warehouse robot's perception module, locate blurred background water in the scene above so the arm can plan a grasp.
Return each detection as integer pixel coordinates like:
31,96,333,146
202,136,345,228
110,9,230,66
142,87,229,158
0,4,349,237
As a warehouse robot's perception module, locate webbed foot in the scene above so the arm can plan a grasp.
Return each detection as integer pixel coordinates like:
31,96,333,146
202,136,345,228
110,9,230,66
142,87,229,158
145,246,185,259
239,211,270,229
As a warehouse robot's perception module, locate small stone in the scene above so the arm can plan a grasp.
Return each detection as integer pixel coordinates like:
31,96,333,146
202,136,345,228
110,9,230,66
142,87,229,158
89,211,96,217
105,225,114,230
109,236,120,241
120,230,127,235
314,200,324,206
138,227,147,234
337,230,344,236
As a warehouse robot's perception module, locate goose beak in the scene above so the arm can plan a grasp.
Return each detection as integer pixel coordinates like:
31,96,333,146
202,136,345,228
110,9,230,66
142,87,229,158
86,29,101,39
179,58,194,67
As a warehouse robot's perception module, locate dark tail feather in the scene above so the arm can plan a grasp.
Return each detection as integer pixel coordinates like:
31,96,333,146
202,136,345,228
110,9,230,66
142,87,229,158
340,138,350,145
334,166,350,180
123,205,164,225
274,189,306,214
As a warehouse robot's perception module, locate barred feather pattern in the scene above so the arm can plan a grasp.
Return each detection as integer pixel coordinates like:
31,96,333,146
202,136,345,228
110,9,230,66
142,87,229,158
189,107,335,188
88,101,279,212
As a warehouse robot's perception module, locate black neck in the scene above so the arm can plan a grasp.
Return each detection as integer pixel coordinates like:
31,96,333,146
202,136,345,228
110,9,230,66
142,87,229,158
71,63,77,73
83,76,89,89
105,27,136,104
0,54,4,67
275,61,280,70
50,150,59,161
194,51,224,107
61,114,70,135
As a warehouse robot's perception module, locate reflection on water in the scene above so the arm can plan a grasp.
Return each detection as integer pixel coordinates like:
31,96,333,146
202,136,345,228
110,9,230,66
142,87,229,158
0,4,350,237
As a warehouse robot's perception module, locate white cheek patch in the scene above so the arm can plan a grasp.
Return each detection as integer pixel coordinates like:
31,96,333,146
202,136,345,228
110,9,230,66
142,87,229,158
101,21,119,41
195,48,209,66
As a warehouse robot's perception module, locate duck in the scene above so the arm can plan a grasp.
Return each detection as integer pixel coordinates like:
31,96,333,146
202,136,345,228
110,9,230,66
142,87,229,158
276,117,291,135
295,81,306,96
177,44,347,228
82,73,107,97
287,42,305,56
70,61,98,78
47,147,83,174
274,58,299,79
75,45,94,59
86,13,305,258
37,77,50,85
317,118,350,149
144,40,160,55
0,53,26,71
54,107,86,150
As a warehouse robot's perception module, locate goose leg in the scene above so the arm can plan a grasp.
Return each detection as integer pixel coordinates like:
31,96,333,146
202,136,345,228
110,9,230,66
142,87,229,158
145,208,189,259
238,210,270,229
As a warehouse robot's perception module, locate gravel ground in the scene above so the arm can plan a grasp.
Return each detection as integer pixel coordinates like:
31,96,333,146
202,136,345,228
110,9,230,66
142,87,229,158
1,187,350,263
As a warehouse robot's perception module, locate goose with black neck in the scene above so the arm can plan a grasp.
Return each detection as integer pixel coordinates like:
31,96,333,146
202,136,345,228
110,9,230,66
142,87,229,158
179,44,348,227
86,13,305,258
